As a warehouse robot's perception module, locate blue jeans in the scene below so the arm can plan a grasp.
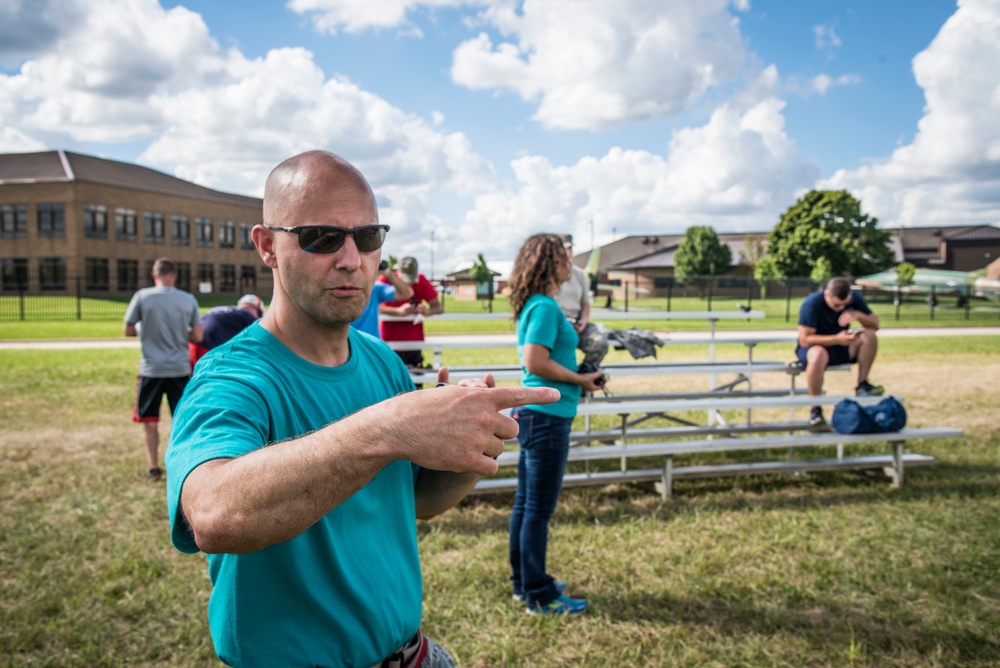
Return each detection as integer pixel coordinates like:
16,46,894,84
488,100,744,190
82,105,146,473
508,408,572,606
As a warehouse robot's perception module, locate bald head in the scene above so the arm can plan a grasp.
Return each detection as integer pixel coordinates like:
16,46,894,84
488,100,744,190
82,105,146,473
263,150,377,226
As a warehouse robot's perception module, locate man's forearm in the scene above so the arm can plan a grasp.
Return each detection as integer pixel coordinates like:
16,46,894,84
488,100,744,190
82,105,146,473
181,412,397,554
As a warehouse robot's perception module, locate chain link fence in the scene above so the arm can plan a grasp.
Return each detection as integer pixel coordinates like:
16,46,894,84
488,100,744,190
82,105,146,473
2,272,998,322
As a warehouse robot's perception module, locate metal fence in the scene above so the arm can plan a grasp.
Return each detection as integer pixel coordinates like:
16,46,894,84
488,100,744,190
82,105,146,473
2,272,998,323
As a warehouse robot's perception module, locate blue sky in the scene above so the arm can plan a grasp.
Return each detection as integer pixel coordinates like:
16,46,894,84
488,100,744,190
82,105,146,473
1,0,997,273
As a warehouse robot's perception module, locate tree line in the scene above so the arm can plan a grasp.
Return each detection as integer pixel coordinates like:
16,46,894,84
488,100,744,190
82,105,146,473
674,189,897,287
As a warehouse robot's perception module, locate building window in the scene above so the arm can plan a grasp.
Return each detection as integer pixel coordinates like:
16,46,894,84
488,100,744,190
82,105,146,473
171,215,190,246
85,258,110,291
2,258,29,291
37,203,65,238
116,208,138,242
220,264,236,292
219,220,235,249
83,204,108,239
39,257,66,291
144,260,156,287
240,223,254,250
144,211,165,244
176,262,192,292
240,265,257,292
1,204,28,239
198,263,214,292
196,217,214,247
117,260,138,293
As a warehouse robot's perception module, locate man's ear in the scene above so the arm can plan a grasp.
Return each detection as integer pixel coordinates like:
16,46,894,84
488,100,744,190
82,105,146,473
251,225,278,269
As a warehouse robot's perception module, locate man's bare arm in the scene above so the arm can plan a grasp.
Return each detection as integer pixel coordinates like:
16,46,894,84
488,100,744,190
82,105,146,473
180,384,558,554
381,269,413,302
797,324,854,348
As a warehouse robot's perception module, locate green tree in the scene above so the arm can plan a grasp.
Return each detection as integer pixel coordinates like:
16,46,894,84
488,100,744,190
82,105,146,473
753,255,784,300
468,253,493,300
767,190,894,278
674,226,732,286
895,261,916,287
810,257,833,285
468,253,492,283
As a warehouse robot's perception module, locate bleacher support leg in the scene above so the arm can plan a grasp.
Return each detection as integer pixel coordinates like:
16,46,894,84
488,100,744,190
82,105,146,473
656,456,674,499
891,442,904,488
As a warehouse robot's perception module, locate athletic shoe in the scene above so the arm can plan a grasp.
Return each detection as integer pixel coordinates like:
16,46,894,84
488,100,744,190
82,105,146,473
808,407,831,433
856,381,885,397
145,467,163,482
526,593,588,616
513,581,566,602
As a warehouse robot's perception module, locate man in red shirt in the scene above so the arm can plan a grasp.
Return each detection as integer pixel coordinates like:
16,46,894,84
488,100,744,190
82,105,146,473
379,256,442,371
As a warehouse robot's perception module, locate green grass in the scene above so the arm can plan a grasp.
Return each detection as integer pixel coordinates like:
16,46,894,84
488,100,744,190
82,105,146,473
1,337,998,666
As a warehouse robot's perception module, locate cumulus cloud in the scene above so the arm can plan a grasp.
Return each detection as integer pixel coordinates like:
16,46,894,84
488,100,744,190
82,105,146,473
451,81,819,263
811,73,860,95
450,0,748,130
288,0,484,35
821,0,1000,228
0,0,498,258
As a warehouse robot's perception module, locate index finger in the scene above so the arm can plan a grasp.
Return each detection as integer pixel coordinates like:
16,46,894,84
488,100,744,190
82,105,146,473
486,385,559,411
437,367,450,385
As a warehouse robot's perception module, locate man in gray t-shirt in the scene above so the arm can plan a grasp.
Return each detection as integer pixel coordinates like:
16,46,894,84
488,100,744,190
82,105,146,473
555,235,608,367
124,258,203,481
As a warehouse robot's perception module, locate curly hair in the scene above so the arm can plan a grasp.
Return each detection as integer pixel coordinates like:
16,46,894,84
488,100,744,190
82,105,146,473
508,233,570,318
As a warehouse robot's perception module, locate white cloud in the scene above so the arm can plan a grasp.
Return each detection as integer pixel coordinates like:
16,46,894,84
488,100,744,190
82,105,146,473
450,0,748,130
0,0,499,264
813,24,841,52
821,0,1000,229
287,0,484,35
452,84,818,263
811,73,860,95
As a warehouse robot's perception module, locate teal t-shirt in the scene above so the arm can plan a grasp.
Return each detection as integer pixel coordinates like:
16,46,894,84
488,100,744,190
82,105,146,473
166,324,421,668
517,293,581,418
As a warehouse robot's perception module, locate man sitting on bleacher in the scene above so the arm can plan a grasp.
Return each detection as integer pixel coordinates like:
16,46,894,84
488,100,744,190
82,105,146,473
797,277,884,431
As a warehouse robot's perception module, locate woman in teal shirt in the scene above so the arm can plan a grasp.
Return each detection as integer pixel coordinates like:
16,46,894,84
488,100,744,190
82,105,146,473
507,233,604,615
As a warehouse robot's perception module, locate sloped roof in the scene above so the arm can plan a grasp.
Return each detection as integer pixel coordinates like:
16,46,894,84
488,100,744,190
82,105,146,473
600,232,765,271
0,150,261,208
943,225,1000,241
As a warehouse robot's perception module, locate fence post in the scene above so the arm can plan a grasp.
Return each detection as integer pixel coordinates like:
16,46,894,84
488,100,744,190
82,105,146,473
965,287,971,320
666,282,672,312
894,287,901,321
745,278,753,311
785,282,792,322
929,285,936,321
624,280,629,312
706,279,713,312
76,275,83,320
19,287,26,321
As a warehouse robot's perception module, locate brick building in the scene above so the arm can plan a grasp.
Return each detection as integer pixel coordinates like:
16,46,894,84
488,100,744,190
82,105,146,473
0,150,266,298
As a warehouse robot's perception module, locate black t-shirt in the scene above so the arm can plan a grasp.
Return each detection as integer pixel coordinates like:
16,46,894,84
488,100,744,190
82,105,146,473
201,307,257,350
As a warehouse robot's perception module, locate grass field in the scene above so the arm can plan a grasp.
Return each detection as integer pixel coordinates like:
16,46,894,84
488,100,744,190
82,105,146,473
1,336,998,666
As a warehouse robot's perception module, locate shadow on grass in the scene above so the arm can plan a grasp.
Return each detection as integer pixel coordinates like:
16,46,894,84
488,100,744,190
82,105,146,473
432,462,1000,537
603,589,1000,663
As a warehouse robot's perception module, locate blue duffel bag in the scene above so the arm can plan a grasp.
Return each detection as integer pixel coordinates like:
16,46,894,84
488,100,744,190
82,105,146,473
831,396,907,434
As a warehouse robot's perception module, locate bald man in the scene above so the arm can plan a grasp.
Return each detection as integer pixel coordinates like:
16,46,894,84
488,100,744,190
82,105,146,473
166,150,557,667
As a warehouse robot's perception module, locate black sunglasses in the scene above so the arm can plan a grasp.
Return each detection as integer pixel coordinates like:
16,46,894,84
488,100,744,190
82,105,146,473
265,224,389,254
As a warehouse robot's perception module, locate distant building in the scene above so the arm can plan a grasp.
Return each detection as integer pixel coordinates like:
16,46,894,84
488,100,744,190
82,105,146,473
575,225,1000,300
0,150,266,297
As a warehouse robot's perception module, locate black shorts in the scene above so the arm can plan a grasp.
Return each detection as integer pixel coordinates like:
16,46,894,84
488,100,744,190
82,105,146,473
133,375,189,423
796,345,856,367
